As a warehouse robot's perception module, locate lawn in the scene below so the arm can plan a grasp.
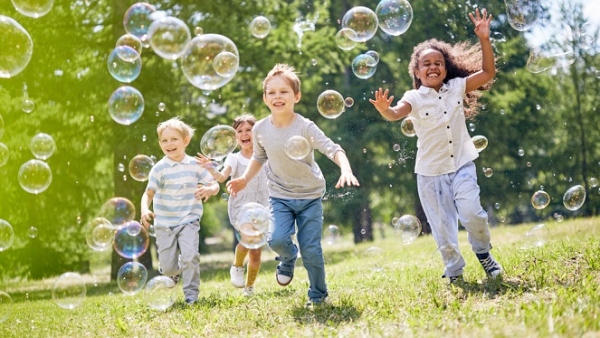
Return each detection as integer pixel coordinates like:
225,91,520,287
1,217,599,337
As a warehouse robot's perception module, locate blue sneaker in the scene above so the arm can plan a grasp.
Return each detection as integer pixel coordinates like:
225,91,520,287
185,297,197,305
476,252,503,278
305,297,328,309
275,257,296,286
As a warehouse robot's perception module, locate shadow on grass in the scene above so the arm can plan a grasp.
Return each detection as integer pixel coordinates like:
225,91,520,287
289,297,362,325
451,275,538,297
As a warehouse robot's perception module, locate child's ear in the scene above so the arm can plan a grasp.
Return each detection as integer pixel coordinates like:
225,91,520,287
183,136,191,146
295,92,301,103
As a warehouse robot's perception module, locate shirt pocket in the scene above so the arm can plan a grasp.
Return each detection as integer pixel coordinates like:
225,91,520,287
417,102,439,127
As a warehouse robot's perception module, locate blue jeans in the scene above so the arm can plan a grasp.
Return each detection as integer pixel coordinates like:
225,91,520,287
268,197,328,301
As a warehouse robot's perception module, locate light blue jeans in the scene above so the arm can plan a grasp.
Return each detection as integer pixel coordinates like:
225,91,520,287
268,197,328,301
417,162,492,278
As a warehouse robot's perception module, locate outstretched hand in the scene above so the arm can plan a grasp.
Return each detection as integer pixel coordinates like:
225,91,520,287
195,153,215,170
469,8,492,40
226,177,247,197
335,172,360,189
369,88,394,114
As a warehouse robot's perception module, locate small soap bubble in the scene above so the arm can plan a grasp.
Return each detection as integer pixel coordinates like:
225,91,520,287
344,97,354,108
212,51,239,77
0,291,13,322
284,135,311,160
505,0,540,31
129,155,154,182
494,203,500,209
221,193,229,201
393,214,421,244
107,45,141,83
352,54,377,79
117,163,125,172
341,6,379,42
123,2,156,39
563,185,586,211
531,190,550,209
99,197,136,226
483,167,493,177
194,26,203,35
471,135,488,152
181,34,239,91
114,221,149,259
27,226,38,238
249,16,271,39
523,223,549,248
117,262,148,296
18,159,52,194
108,86,145,125
311,59,318,66
376,0,413,36
335,28,358,50
317,90,345,119
589,177,598,188
0,219,15,252
468,123,476,132
393,144,401,152
200,125,237,161
30,133,56,160
365,50,380,65
22,98,35,113
400,117,416,137
158,102,166,111
324,225,340,245
84,217,114,252
116,33,143,56
518,149,525,156
148,16,191,60
143,276,177,311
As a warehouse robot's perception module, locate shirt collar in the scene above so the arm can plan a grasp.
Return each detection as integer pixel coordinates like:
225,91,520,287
417,82,449,94
164,155,190,166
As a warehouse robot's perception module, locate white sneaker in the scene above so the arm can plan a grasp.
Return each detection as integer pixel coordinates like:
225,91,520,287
230,265,245,288
243,286,254,297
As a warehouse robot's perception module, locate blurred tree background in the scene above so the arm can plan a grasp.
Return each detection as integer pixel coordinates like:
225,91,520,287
0,0,598,280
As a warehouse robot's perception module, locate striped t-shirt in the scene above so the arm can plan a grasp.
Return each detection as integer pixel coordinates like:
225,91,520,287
146,155,214,228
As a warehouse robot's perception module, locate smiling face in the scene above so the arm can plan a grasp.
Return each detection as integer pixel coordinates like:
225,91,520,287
263,75,301,115
235,121,253,151
414,48,447,91
158,127,190,162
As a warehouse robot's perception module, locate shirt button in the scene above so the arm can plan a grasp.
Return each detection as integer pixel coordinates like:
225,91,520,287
447,126,450,129
439,97,442,99
444,111,447,114
449,141,452,143
426,113,429,116
451,155,454,157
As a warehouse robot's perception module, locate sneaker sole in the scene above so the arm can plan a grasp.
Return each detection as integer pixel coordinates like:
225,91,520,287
276,272,293,286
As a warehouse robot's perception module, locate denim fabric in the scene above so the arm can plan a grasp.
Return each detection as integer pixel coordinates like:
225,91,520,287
417,161,492,278
268,197,328,301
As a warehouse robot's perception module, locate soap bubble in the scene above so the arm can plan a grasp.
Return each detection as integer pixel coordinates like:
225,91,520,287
483,167,493,177
0,219,15,252
22,98,34,113
29,133,56,160
316,90,345,119
114,221,149,259
212,51,239,77
143,276,177,311
18,159,52,194
505,0,540,31
116,33,143,57
472,135,488,152
324,224,340,245
376,0,413,36
100,197,136,226
27,226,38,238
148,16,191,60
84,217,114,252
352,54,377,79
531,190,550,210
11,0,54,18
344,97,354,108
0,143,9,166
0,114,4,138
284,135,311,160
365,50,380,65
52,272,86,310
362,246,384,272
523,223,548,248
393,214,421,244
563,185,586,211
400,116,416,137
128,154,154,182
341,6,379,42
236,202,272,249
123,2,156,39
0,291,13,323
117,261,148,296
249,16,271,38
526,48,575,73
181,34,239,91
108,86,145,125
107,45,141,83
335,28,358,50
0,15,34,78
200,125,237,161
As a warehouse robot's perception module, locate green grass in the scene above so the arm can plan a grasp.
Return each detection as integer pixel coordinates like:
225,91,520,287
1,218,599,337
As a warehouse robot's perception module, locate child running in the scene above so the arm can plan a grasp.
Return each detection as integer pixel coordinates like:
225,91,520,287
141,117,220,304
369,9,503,284
196,114,269,297
227,63,360,307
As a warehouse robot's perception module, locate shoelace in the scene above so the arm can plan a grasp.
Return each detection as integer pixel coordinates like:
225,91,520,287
479,256,499,273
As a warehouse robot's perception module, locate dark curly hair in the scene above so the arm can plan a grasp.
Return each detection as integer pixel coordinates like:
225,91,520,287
408,39,494,119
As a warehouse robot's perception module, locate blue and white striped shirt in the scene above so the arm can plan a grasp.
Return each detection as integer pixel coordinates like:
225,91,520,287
146,155,214,228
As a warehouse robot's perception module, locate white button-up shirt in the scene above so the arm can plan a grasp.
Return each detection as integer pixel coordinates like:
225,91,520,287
401,77,478,176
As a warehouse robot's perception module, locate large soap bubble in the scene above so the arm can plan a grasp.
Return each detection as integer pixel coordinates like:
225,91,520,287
236,202,272,249
29,133,56,160
181,34,240,91
84,217,115,252
393,214,421,244
0,219,15,252
114,221,149,259
341,6,379,42
123,2,156,39
376,0,413,36
563,185,586,211
0,16,34,78
200,125,237,161
100,197,136,226
505,0,540,31
335,28,358,50
108,86,144,125
213,51,239,78
144,276,177,311
116,33,143,56
52,272,86,310
11,0,54,18
18,159,52,194
0,143,9,166
128,154,154,182
117,261,148,296
148,16,191,60
249,16,271,39
107,46,141,83
284,135,311,160
317,90,345,119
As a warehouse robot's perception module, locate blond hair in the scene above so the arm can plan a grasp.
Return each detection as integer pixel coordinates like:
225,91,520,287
262,63,301,95
157,116,195,139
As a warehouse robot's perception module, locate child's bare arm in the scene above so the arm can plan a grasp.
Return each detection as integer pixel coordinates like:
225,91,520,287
369,88,411,121
333,151,360,188
140,190,155,228
466,8,496,92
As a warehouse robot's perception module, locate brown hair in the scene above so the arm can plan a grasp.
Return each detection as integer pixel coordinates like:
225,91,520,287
408,39,494,119
262,63,301,95
232,113,257,130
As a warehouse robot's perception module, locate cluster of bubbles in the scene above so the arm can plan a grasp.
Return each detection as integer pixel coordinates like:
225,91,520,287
284,135,311,160
234,202,273,249
15,133,56,194
392,214,422,244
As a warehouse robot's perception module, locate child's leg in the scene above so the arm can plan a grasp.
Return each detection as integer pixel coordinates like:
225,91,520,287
155,227,180,276
452,162,492,254
268,198,299,267
177,220,201,301
295,198,327,301
417,174,465,277
234,242,249,267
246,248,262,287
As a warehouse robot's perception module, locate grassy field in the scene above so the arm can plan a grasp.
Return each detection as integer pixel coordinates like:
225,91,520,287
1,217,599,337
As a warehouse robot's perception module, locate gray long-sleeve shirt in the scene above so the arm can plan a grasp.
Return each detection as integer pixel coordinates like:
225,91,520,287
252,113,343,199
